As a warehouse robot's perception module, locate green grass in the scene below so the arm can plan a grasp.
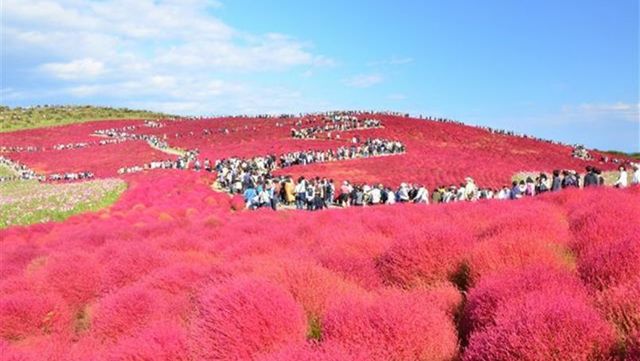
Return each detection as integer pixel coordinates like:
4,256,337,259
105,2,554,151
601,150,640,160
0,178,127,228
0,105,174,132
0,165,16,178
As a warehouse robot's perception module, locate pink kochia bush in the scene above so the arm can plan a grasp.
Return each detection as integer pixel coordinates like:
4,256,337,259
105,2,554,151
0,290,71,342
376,224,471,288
463,293,615,361
189,276,307,361
460,264,588,340
104,321,190,361
322,290,459,361
32,251,101,309
89,284,172,342
578,235,640,291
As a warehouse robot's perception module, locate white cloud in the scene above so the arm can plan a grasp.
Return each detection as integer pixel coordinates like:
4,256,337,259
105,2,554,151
40,58,105,80
4,0,336,114
343,74,383,88
562,102,640,123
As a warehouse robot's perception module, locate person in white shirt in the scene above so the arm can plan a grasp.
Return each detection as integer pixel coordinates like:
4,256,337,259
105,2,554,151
413,185,429,204
614,166,628,188
632,163,640,185
369,185,382,204
464,177,478,201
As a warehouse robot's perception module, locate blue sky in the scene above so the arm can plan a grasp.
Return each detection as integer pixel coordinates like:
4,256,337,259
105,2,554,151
2,0,639,151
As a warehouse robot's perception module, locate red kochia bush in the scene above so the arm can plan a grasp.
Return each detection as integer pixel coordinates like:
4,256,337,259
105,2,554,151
463,293,615,361
0,291,71,342
98,242,168,294
33,251,101,309
90,284,170,342
322,291,459,361
567,191,640,257
104,321,190,361
596,278,640,343
231,255,367,319
465,228,572,286
189,276,307,361
256,342,370,361
376,224,471,288
579,236,640,291
461,264,587,339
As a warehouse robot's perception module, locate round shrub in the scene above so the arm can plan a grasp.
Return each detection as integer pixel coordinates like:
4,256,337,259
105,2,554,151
90,284,170,342
322,291,459,361
461,264,587,339
35,251,101,309
256,342,370,361
579,236,640,291
189,276,307,360
104,321,190,361
376,224,471,288
0,291,71,342
464,293,615,361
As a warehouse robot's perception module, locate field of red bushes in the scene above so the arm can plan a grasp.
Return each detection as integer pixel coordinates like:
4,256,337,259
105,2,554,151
1,114,638,360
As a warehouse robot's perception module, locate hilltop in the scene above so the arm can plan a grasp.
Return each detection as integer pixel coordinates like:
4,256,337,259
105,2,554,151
0,105,173,132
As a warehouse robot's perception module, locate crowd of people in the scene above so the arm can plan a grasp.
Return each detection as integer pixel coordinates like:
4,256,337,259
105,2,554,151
117,150,201,175
291,117,382,139
225,163,640,211
0,156,96,183
213,139,405,208
571,144,592,160
0,156,39,182
94,125,170,150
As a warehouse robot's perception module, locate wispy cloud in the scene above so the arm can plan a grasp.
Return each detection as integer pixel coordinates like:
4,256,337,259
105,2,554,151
343,74,383,88
367,56,414,66
561,102,640,123
40,58,106,80
4,0,335,114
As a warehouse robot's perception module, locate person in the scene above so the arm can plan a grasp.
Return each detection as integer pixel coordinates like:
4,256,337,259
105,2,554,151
632,163,640,185
305,181,316,210
536,173,549,194
244,186,258,209
370,184,382,205
614,166,628,188
551,170,562,192
595,168,605,186
464,177,478,201
583,166,599,187
284,177,295,205
525,177,536,196
413,185,429,204
397,183,410,202
510,181,522,200
432,187,442,204
295,177,307,209
266,180,277,210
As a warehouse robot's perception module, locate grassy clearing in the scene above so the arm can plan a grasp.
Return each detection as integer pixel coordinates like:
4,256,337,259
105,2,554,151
0,105,173,132
0,178,127,228
0,165,16,178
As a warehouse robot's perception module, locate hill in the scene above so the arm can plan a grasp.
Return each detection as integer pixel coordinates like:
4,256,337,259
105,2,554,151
0,105,173,132
0,111,638,360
